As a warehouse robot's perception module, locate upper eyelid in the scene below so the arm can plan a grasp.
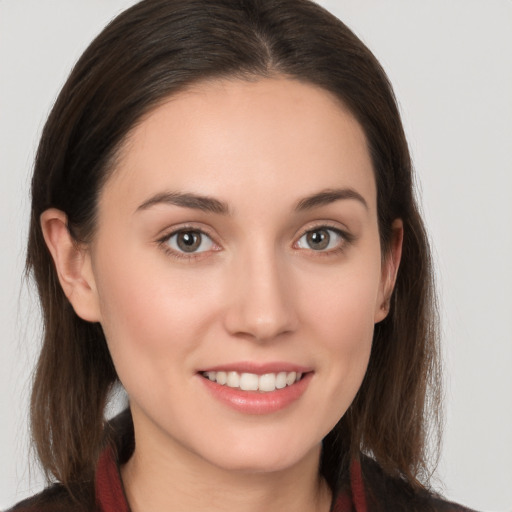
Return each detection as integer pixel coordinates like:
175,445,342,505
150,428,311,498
157,227,220,260
156,225,221,257
294,224,356,252
156,221,353,247
299,223,343,234
295,222,351,240
157,223,217,242
296,226,344,242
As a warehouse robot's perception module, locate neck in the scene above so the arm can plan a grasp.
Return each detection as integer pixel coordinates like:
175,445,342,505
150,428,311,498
121,419,332,512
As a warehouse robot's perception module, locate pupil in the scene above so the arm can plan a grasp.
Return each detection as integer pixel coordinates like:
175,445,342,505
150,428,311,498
307,230,329,250
178,231,200,252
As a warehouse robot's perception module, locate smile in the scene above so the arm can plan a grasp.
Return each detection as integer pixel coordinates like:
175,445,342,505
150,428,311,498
199,368,313,414
201,371,302,392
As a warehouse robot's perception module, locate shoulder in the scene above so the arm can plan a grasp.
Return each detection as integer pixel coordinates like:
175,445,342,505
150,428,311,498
360,456,477,512
6,410,132,512
6,484,93,512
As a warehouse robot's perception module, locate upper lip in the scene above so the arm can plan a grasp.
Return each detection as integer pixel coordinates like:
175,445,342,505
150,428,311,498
198,362,313,375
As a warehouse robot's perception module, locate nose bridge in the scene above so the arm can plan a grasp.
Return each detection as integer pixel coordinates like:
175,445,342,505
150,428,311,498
224,238,297,341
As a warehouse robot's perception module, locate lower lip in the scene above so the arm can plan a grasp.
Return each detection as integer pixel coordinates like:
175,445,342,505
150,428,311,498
199,373,312,415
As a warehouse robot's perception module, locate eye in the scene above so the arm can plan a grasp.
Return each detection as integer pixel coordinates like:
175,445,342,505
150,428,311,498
166,229,214,253
296,227,344,251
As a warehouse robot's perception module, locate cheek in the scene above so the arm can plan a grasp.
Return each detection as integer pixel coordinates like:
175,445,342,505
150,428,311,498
93,244,223,377
319,281,375,384
297,259,381,414
299,258,382,342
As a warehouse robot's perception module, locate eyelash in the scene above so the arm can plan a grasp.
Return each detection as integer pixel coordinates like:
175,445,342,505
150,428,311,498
157,224,220,261
294,224,354,257
157,223,354,261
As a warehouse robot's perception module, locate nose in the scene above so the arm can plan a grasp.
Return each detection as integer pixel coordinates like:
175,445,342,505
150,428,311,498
223,245,298,342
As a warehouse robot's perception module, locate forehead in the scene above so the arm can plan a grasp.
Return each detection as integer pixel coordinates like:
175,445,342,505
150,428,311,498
101,77,376,214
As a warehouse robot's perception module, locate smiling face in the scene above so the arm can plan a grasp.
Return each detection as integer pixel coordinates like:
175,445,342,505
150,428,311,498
67,77,398,475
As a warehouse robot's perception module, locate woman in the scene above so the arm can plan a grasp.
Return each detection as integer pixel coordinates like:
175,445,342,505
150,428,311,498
9,0,475,511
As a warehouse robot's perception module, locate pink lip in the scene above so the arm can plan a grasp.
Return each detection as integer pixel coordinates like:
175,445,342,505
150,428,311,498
198,361,313,375
198,371,313,415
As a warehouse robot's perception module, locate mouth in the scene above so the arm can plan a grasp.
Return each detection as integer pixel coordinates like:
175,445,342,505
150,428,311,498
200,370,304,393
197,363,313,414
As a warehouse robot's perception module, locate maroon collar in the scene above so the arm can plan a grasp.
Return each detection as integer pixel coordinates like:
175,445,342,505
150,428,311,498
95,445,130,512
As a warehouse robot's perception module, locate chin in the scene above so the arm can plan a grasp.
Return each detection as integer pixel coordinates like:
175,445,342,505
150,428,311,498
196,434,323,475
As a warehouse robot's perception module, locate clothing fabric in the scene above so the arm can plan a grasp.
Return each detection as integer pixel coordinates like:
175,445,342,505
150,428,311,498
8,410,476,512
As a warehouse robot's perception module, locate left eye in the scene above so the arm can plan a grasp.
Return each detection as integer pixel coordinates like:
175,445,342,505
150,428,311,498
296,227,344,251
166,230,214,253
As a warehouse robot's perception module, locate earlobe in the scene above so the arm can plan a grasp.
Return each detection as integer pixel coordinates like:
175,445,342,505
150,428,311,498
40,209,101,323
374,219,403,323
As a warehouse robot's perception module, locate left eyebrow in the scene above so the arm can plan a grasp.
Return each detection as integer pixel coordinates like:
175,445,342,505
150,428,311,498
294,188,368,212
135,191,230,215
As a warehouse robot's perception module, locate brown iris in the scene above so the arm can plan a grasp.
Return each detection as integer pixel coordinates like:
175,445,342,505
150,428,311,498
176,231,202,252
306,229,331,250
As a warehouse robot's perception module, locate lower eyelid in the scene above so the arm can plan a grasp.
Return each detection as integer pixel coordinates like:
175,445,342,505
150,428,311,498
156,225,221,258
171,230,214,249
157,224,352,259
295,226,348,250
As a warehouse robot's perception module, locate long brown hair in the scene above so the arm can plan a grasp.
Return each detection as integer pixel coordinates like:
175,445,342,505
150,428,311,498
27,0,441,504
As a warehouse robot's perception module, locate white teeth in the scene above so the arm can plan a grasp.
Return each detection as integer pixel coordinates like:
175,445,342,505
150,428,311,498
203,370,303,392
286,371,297,386
275,372,287,389
239,373,259,391
259,373,276,392
226,371,239,388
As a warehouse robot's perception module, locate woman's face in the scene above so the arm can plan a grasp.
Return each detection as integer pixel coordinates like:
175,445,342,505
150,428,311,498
85,77,397,473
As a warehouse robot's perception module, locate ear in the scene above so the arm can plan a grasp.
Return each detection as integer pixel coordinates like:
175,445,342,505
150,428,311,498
374,219,403,323
40,208,101,323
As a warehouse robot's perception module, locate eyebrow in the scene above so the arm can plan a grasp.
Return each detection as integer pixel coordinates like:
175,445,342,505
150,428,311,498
136,187,368,215
294,188,368,211
136,191,230,215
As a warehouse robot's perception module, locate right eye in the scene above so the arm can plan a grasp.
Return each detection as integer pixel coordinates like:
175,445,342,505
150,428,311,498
165,229,215,254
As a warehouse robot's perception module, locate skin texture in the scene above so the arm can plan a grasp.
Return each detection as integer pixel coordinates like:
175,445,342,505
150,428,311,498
41,77,402,512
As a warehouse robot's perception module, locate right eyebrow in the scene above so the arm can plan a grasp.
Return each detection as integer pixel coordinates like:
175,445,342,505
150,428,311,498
135,191,231,215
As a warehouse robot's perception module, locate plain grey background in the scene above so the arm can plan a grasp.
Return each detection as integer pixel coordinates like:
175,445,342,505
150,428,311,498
1,1,511,510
